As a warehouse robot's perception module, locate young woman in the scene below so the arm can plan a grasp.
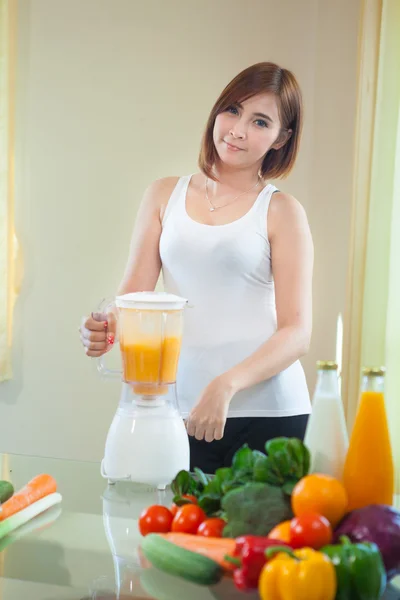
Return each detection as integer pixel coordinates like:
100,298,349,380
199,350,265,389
79,62,314,474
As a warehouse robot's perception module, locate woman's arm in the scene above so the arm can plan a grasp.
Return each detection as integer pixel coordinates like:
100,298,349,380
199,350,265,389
224,191,314,393
80,177,178,356
116,176,179,295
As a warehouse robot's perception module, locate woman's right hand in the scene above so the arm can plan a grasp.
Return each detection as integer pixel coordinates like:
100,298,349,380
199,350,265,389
79,312,117,357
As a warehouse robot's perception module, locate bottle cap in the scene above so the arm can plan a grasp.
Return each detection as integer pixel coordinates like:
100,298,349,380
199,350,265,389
362,366,386,377
316,361,338,371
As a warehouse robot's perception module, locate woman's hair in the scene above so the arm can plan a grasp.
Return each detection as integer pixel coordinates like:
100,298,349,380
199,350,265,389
199,62,303,181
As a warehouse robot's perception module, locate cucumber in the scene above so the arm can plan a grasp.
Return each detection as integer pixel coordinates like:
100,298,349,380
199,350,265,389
0,481,14,504
141,534,223,586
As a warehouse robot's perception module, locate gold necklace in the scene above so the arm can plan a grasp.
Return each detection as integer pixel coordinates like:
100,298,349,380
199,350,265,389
205,175,262,212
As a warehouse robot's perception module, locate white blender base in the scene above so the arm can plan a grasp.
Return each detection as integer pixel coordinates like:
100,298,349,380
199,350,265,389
101,407,190,489
100,461,168,491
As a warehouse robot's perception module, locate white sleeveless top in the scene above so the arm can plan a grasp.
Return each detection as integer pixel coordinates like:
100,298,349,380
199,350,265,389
159,175,311,418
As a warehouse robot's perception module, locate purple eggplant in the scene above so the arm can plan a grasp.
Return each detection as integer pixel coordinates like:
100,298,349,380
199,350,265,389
334,504,400,578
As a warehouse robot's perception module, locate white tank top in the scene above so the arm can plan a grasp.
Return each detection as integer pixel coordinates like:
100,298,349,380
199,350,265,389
160,175,311,418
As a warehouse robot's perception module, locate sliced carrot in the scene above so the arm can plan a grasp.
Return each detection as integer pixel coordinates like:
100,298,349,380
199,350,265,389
0,474,57,521
158,532,236,572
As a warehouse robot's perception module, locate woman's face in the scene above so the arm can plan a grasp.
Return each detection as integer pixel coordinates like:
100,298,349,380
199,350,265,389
213,92,284,171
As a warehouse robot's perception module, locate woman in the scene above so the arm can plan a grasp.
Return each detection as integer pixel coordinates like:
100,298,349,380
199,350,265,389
79,62,314,474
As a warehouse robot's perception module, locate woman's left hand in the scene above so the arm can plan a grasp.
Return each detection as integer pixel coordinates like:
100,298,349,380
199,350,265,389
186,375,236,442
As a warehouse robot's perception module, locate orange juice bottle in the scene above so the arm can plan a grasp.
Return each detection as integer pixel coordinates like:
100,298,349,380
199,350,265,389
343,366,394,510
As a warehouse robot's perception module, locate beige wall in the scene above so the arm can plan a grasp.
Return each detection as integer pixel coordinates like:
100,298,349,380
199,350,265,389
0,0,360,460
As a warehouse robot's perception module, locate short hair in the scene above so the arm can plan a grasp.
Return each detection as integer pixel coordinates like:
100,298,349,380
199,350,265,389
199,62,303,181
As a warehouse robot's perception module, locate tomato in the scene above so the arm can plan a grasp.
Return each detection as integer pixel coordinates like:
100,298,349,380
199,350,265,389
268,520,292,543
138,505,173,536
290,512,333,550
182,494,198,504
197,518,226,537
170,494,198,517
172,504,206,534
291,474,348,528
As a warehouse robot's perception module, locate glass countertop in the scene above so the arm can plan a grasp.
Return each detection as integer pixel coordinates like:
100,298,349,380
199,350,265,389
0,452,399,599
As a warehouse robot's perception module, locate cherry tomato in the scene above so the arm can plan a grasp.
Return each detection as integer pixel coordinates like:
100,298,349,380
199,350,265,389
138,505,173,536
182,494,198,504
170,494,198,517
290,512,333,549
172,504,206,534
197,518,226,537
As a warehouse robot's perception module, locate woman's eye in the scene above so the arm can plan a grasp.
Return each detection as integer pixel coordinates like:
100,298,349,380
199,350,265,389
226,105,239,115
255,119,268,128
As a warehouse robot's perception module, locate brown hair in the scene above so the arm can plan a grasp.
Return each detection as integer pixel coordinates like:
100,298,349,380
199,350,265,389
199,62,303,181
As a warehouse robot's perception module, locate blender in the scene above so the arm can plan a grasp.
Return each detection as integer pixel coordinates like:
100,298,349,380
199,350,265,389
97,291,190,489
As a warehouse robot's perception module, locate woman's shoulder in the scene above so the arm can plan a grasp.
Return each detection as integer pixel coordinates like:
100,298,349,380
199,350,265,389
146,173,203,194
269,189,308,220
138,176,180,212
145,173,202,205
141,174,199,221
268,189,311,238
145,175,181,197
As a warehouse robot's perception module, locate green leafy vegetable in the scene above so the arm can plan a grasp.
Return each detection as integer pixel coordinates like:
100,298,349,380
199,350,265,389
171,470,192,497
232,445,254,476
253,455,281,485
282,478,300,495
169,437,311,519
221,482,293,538
197,467,238,515
286,438,310,479
170,470,201,506
198,494,222,515
251,437,310,494
194,468,211,488
265,437,290,455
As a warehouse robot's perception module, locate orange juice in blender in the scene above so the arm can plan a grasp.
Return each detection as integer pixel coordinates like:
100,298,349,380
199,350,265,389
118,299,184,396
120,335,181,395
343,367,394,510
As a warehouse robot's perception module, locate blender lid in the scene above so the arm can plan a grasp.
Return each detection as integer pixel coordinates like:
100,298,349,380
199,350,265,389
116,291,188,310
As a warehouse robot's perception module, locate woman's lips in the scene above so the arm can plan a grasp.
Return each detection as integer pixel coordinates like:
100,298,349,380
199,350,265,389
224,140,244,152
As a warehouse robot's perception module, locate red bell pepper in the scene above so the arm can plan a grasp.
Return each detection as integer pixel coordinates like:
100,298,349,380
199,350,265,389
227,535,292,591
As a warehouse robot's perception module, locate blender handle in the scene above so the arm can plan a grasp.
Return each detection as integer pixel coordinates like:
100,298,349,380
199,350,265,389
94,298,122,379
97,355,122,378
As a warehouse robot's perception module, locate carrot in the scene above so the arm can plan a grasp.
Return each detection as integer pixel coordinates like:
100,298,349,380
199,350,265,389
158,532,236,572
0,474,57,521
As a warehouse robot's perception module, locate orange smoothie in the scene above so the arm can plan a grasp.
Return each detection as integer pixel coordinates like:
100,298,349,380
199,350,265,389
120,336,181,395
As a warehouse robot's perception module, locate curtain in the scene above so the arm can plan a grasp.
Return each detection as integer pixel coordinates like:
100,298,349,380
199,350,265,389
0,0,19,382
342,0,400,495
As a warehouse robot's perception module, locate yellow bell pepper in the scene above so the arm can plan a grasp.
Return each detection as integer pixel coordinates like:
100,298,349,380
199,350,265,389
259,546,337,600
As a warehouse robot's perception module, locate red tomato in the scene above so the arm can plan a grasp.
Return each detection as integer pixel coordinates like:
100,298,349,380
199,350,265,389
197,518,226,537
138,505,173,537
183,494,198,504
172,504,206,534
290,512,333,550
170,494,198,517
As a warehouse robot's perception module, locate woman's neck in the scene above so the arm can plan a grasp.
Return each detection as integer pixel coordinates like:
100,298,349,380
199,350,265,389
210,163,262,192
